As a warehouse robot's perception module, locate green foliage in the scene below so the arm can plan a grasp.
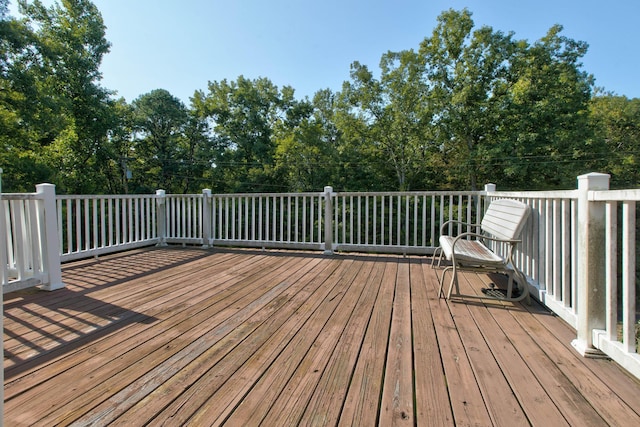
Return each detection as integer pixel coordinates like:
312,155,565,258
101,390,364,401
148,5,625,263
500,25,598,189
1,4,636,195
338,51,434,191
589,94,640,187
273,93,338,191
419,10,595,190
2,0,116,193
130,89,189,193
193,76,295,192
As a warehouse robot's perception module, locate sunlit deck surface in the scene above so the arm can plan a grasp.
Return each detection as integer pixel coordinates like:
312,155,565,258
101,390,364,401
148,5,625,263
4,247,640,426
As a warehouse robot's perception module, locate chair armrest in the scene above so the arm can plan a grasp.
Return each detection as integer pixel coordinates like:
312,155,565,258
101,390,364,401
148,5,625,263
451,232,521,247
439,220,481,236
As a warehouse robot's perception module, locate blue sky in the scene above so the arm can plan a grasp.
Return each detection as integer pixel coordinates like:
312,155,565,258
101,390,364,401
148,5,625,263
10,0,640,104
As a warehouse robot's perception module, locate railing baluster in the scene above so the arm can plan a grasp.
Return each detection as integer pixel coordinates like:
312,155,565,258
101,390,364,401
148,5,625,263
605,201,617,341
380,196,385,246
372,196,376,246
621,201,636,354
128,198,133,243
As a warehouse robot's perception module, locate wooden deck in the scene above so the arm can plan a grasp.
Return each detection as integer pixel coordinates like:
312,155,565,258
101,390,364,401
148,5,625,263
4,247,640,426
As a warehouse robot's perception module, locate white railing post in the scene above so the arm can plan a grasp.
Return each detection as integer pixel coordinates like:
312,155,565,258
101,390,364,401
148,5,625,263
0,167,6,286
202,189,211,248
324,186,334,255
36,183,64,291
484,183,496,213
572,172,610,357
0,168,4,417
156,190,167,246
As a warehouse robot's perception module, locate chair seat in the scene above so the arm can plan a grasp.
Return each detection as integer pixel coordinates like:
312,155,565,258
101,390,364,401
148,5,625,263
439,235,504,265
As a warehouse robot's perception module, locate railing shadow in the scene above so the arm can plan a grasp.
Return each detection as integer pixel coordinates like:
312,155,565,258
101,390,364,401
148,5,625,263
3,247,212,378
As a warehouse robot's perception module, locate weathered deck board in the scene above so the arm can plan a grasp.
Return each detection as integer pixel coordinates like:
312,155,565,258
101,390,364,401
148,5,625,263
420,262,493,426
445,275,530,426
459,273,570,426
4,247,640,426
379,259,414,425
339,259,396,426
472,273,607,427
512,292,640,425
299,257,386,426
410,259,453,426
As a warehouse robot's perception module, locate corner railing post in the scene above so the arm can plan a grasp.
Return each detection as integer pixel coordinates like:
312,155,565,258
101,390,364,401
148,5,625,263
36,183,64,291
483,183,496,213
572,172,610,357
0,168,4,417
0,167,6,287
323,186,334,255
156,189,167,246
202,189,211,248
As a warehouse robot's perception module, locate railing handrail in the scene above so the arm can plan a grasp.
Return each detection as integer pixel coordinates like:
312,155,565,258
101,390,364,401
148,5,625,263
2,192,41,200
590,188,640,201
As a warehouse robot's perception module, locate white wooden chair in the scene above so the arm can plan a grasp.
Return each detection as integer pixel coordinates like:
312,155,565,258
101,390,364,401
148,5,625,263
432,199,531,303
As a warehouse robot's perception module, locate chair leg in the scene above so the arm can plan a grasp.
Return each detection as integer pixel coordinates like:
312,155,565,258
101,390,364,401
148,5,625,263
506,271,515,299
438,266,451,298
514,269,531,305
431,247,442,269
446,265,460,299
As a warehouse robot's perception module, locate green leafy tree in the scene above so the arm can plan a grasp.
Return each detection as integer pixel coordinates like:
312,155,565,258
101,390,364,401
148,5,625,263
2,0,115,193
336,47,440,192
400,8,593,191
101,97,135,193
131,89,188,192
420,9,523,190
500,24,596,189
179,110,216,193
272,91,340,191
193,76,290,192
589,94,640,187
0,0,53,191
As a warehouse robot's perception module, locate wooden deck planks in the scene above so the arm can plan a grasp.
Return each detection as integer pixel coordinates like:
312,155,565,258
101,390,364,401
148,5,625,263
445,278,530,426
256,257,370,426
3,247,640,426
513,293,640,426
338,258,397,426
7,251,294,424
4,249,238,372
57,254,313,426
473,274,607,427
181,257,347,426
107,255,328,426
4,249,217,368
223,257,363,425
421,263,494,427
410,258,453,427
379,259,414,426
298,257,387,426
459,273,570,426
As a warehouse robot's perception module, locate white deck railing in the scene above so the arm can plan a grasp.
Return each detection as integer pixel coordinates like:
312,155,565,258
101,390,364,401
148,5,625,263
1,184,63,292
484,189,580,328
203,191,329,251
57,193,158,262
588,187,640,377
1,174,638,379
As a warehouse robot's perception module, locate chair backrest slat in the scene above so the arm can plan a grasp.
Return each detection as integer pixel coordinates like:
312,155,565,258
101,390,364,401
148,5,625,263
481,199,530,241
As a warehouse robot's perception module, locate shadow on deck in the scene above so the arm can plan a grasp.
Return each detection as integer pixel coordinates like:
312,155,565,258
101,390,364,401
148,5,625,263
4,247,640,426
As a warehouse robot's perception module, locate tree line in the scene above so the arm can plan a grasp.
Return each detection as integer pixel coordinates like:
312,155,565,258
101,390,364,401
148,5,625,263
2,1,639,194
